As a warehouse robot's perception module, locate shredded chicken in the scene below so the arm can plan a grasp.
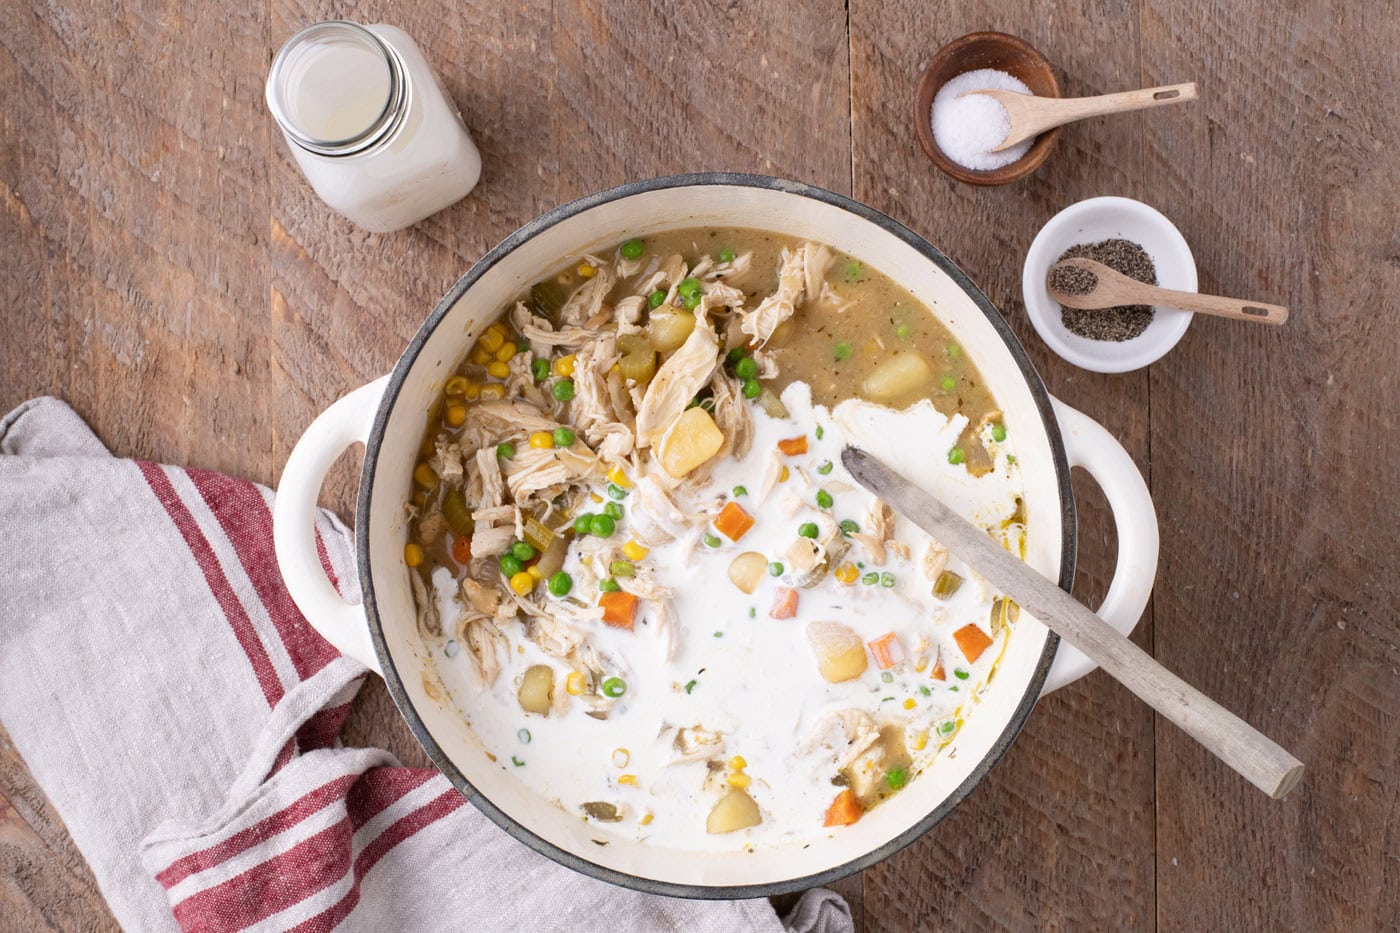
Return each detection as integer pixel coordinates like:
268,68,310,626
501,444,605,505
806,709,881,771
739,242,834,345
571,334,634,463
851,497,897,565
671,725,726,765
459,615,507,685
558,257,616,327
471,448,505,511
634,308,719,449
460,578,501,616
470,504,518,558
625,475,694,547
411,571,440,637
430,435,464,484
510,302,595,350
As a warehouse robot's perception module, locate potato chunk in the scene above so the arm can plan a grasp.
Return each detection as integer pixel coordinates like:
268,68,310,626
806,621,869,683
728,551,768,594
706,789,761,834
862,351,935,404
658,407,725,478
517,664,554,715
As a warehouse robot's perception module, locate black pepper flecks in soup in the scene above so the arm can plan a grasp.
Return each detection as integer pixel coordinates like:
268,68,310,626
403,227,1026,847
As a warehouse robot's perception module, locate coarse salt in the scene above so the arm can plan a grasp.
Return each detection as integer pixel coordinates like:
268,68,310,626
931,68,1033,171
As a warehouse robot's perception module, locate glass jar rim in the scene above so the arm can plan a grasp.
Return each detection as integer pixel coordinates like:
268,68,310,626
265,20,407,157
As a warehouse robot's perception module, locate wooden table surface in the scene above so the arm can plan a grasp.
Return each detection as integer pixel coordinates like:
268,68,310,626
3,1,1397,930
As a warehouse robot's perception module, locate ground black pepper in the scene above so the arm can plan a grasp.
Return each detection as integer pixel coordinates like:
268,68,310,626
1047,264,1098,296
1054,239,1157,341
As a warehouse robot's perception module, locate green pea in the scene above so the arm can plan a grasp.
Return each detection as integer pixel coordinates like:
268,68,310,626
816,460,833,475
591,514,616,537
603,501,624,521
940,375,957,392
609,560,635,578
843,259,864,282
573,513,594,535
511,541,537,561
719,248,735,262
703,533,721,548
884,768,908,790
607,484,628,500
682,292,701,310
947,447,966,465
496,442,516,460
677,277,701,298
946,344,962,359
992,423,1007,442
735,357,758,380
895,322,911,338
815,426,824,440
517,728,532,743
598,577,621,593
880,672,894,683
861,572,879,585
940,720,957,733
833,342,853,362
531,357,551,382
726,346,748,366
547,571,573,596
880,572,895,588
499,554,523,577
839,519,859,536
552,426,576,448
815,489,833,509
684,679,697,694
954,668,970,681
741,379,761,399
768,562,784,576
601,676,627,698
620,238,644,260
919,685,932,697
732,485,748,497
648,290,666,309
552,379,575,402
798,522,818,538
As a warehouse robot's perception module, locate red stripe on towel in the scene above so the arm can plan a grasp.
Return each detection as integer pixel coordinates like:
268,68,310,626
295,701,354,753
155,773,362,889
138,462,284,708
187,469,340,680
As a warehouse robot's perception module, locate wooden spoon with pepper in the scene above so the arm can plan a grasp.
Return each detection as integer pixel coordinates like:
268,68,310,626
1048,258,1289,325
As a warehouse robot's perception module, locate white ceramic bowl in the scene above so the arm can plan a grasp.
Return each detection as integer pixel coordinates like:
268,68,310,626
1022,196,1197,373
273,175,1159,898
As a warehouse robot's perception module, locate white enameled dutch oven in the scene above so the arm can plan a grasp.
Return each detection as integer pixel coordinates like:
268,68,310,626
272,174,1159,898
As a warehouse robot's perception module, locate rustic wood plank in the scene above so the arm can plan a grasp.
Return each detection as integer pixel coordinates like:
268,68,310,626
1140,2,1400,928
849,3,1158,929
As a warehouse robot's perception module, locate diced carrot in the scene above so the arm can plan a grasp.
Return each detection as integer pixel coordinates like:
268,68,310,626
930,652,946,681
598,591,639,630
777,435,808,456
867,633,904,670
450,534,472,565
953,623,993,663
823,789,863,827
713,501,755,541
769,586,799,619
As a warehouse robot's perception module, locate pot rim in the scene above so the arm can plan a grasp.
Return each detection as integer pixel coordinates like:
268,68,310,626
355,172,1075,899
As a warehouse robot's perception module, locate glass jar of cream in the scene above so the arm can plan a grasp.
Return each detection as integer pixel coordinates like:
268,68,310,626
266,21,481,233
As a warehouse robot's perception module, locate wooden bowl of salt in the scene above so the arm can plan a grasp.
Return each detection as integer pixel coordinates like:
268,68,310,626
915,32,1062,186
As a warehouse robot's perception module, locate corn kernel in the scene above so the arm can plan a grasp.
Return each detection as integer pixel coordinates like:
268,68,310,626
726,772,752,789
609,363,621,375
413,463,438,490
834,562,859,585
612,748,630,768
903,698,917,710
590,492,604,503
495,342,517,362
912,730,929,751
639,812,654,826
728,755,747,771
618,774,638,786
404,542,424,567
487,360,511,379
478,383,505,400
553,354,577,378
607,465,633,489
444,375,469,396
464,381,482,401
622,540,649,561
577,263,596,278
779,465,790,483
565,672,586,695
527,565,544,581
915,657,928,673
529,431,554,450
479,326,505,353
444,404,467,427
469,345,492,365
508,571,534,596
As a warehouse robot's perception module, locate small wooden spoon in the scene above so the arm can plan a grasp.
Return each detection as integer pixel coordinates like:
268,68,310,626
1049,258,1289,325
842,446,1305,799
965,83,1198,152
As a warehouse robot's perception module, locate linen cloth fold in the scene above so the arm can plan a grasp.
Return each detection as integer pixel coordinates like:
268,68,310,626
0,397,853,933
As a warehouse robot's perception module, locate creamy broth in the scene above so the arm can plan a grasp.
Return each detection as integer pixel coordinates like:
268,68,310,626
405,228,1026,849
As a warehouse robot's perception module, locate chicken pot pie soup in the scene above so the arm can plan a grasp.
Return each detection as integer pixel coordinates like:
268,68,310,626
405,228,1027,848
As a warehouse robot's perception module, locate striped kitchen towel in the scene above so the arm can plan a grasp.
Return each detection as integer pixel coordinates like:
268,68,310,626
0,397,852,933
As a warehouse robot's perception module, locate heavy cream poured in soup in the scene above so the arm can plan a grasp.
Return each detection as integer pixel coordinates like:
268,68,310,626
405,228,1026,848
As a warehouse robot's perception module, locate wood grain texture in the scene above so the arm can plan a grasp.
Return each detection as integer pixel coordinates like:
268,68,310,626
1,0,1397,929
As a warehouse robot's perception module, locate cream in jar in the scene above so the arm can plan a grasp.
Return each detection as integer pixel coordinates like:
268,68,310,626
266,21,481,233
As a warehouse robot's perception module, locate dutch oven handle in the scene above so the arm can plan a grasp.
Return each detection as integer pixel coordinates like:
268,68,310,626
272,377,389,675
1041,397,1160,694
